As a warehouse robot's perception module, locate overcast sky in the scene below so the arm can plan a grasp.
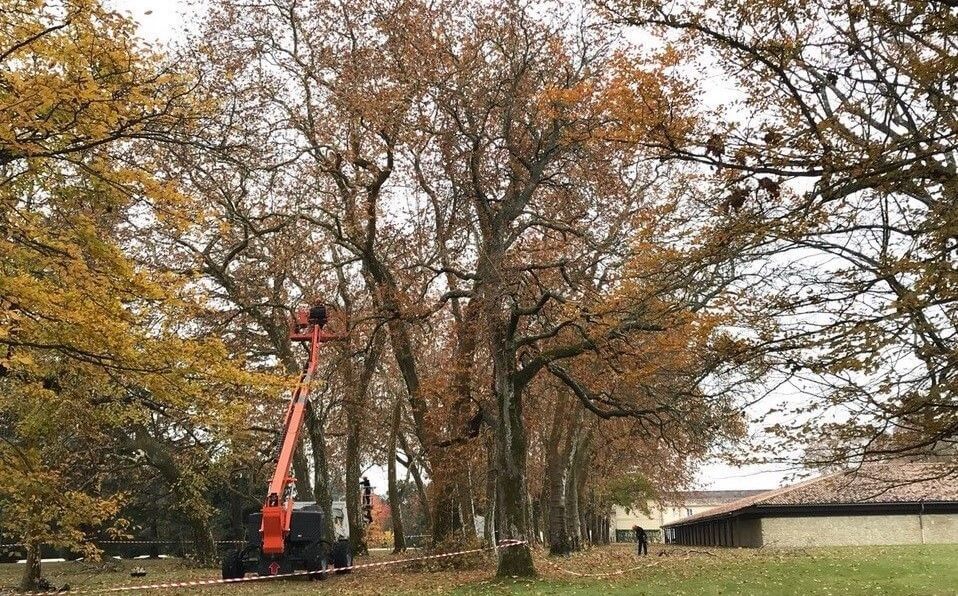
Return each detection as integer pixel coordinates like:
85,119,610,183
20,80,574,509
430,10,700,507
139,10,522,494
106,0,794,493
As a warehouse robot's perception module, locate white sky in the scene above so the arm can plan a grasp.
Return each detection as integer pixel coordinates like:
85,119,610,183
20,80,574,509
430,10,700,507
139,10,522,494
109,0,793,493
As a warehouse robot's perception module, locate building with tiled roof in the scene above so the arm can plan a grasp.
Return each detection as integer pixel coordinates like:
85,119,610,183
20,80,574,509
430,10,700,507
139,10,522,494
662,462,958,548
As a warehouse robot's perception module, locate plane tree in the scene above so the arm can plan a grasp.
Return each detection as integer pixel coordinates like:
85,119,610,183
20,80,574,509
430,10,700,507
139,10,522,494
604,0,958,468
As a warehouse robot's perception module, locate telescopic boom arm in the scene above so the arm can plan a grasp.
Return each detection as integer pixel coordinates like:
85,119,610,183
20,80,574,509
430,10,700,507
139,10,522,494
260,306,338,556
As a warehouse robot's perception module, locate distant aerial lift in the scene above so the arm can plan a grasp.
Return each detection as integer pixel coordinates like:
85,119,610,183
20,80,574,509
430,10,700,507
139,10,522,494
221,303,353,579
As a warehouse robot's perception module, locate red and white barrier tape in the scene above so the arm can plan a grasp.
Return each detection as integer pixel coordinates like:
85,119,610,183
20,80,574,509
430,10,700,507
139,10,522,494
18,539,528,595
96,541,246,545
1,541,246,548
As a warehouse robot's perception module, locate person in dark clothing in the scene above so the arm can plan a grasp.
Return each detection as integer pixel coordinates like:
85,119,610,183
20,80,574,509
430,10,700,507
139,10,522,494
361,476,373,524
307,301,328,328
633,525,648,555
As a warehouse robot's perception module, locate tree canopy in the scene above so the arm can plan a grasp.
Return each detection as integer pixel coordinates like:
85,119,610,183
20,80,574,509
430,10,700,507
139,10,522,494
1,0,954,589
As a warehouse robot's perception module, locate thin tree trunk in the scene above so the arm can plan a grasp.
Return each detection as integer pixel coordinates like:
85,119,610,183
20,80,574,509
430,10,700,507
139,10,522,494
483,436,497,544
188,516,217,563
345,412,365,555
388,399,406,553
457,471,476,541
305,404,335,542
293,448,313,501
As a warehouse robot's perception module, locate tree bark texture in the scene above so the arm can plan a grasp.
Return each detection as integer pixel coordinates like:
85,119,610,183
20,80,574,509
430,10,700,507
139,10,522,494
305,404,335,542
388,399,406,553
19,541,41,591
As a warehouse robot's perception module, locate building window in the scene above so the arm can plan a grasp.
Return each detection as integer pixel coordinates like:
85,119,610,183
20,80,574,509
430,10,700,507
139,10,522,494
685,508,693,516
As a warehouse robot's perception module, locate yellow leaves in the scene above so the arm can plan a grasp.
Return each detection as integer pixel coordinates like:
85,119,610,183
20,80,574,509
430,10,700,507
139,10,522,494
1,350,36,372
0,455,126,554
0,0,271,555
538,82,597,119
1,0,198,178
597,52,697,147
531,46,696,153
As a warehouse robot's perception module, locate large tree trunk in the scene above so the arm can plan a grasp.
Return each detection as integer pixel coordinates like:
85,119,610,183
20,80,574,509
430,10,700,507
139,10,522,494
356,223,482,550
388,400,406,553
347,348,382,556
338,260,384,556
363,259,430,451
427,449,469,545
546,470,570,555
442,299,483,545
361,255,459,547
492,345,534,577
19,540,41,591
574,436,592,548
129,427,216,562
149,518,161,559
430,480,462,546
341,344,366,557
544,392,573,556
529,493,541,546
563,424,594,551
396,434,430,532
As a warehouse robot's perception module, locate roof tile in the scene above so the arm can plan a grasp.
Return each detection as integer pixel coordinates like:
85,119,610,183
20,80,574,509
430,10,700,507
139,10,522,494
663,462,958,527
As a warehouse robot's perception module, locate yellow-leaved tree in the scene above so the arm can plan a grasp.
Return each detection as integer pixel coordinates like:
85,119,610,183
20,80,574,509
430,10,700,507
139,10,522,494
0,1,272,589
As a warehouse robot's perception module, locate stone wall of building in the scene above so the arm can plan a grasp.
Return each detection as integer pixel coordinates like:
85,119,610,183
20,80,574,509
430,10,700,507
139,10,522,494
760,513,958,547
923,514,958,543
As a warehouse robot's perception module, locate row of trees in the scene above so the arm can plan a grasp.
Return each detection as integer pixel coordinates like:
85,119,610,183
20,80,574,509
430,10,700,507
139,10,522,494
2,0,954,589
178,0,764,576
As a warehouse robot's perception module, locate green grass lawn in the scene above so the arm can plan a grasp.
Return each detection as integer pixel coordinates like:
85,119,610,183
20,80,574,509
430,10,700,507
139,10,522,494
460,544,958,595
1,543,955,594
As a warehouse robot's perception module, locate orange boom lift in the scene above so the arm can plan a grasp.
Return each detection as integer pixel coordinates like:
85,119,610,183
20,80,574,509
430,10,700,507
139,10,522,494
222,303,353,580
261,306,329,555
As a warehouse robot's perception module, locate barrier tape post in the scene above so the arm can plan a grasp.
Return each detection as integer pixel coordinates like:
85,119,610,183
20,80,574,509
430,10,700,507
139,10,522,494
15,539,528,595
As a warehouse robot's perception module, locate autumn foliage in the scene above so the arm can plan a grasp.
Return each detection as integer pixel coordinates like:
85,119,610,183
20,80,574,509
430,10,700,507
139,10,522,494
1,0,954,590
